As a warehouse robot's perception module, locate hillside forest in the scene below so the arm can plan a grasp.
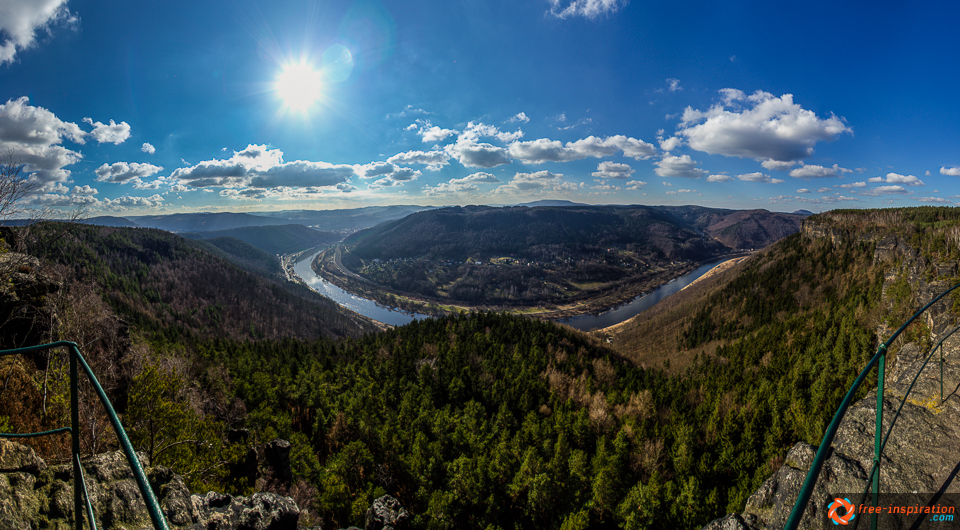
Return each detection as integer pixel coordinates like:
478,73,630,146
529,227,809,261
1,207,958,529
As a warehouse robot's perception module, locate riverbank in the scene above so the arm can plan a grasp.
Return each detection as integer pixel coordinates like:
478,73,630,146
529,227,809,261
308,247,747,322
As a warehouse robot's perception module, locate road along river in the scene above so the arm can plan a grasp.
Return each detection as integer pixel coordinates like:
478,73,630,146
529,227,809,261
293,251,740,330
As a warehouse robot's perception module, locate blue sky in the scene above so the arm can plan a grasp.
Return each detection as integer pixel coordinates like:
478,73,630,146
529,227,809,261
2,0,960,215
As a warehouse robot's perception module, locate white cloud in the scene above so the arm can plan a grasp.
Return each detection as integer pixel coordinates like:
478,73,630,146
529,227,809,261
737,172,774,183
940,167,960,177
626,180,646,190
0,97,92,190
71,185,97,196
0,0,75,64
493,170,566,195
170,144,357,190
839,181,866,188
422,173,499,196
420,125,457,143
817,188,831,193
917,197,953,204
882,172,924,186
707,174,732,182
863,185,909,196
548,0,626,19
496,129,524,143
356,161,421,188
654,154,707,179
141,142,156,154
592,161,634,179
867,176,883,183
444,139,511,168
659,136,682,152
507,135,655,164
788,163,852,179
95,162,164,184
101,194,164,211
666,78,682,92
83,118,131,144
797,188,811,193
387,150,450,171
761,159,798,171
679,90,850,161
508,112,530,124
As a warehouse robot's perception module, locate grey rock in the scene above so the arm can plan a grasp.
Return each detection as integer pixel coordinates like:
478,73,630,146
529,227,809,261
364,495,409,530
0,440,302,529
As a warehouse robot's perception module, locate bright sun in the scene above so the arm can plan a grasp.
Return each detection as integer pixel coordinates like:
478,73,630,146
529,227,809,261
276,63,323,112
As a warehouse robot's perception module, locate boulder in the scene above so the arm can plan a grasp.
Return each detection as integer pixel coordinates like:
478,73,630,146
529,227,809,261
364,495,410,530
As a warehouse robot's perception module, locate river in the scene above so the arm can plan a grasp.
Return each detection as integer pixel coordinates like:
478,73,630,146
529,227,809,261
293,251,735,330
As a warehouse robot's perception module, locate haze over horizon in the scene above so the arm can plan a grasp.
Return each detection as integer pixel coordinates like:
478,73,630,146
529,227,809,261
2,0,959,216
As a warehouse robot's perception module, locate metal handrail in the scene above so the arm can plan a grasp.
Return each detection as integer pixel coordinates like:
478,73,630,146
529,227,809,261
784,282,960,530
0,341,170,530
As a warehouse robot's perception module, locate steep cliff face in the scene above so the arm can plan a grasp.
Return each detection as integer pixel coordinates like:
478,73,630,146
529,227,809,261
703,218,960,529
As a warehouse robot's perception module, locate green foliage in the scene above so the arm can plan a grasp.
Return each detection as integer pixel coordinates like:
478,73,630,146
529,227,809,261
126,363,246,493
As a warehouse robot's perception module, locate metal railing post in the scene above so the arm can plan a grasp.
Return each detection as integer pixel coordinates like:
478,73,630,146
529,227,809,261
70,349,84,530
872,348,885,530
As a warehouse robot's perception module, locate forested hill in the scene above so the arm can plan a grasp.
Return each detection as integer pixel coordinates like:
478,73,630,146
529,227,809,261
182,224,341,255
17,223,377,342
344,205,728,263
342,204,802,263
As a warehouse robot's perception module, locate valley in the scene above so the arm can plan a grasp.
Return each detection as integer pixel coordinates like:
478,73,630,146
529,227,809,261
309,204,801,320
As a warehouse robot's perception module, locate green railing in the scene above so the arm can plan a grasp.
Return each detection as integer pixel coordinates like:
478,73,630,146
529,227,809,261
0,341,170,530
784,282,960,530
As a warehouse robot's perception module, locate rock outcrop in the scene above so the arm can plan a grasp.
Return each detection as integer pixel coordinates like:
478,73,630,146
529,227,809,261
0,439,300,529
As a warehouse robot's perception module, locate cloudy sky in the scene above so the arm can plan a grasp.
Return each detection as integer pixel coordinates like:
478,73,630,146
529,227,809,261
2,0,959,215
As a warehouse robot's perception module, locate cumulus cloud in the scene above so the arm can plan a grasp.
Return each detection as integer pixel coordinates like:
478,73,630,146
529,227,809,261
862,185,909,196
95,162,164,184
797,188,811,193
0,97,127,191
71,185,97,195
839,181,867,188
508,112,530,124
881,172,924,186
387,150,450,171
420,124,457,142
83,118,131,144
444,139,511,168
0,0,76,64
659,136,682,152
761,159,798,171
737,172,775,183
592,161,634,179
707,174,732,182
655,154,708,179
422,172,500,196
508,135,656,164
666,78,682,92
917,197,953,204
355,161,421,188
788,163,852,179
548,0,626,19
626,180,646,190
679,90,850,162
141,142,156,154
170,144,357,190
493,170,567,195
940,167,960,177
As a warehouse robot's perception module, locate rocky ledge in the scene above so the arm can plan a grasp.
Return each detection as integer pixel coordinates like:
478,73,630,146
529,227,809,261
0,439,410,530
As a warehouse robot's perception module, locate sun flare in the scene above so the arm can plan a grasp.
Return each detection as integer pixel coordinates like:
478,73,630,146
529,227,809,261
276,63,323,112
